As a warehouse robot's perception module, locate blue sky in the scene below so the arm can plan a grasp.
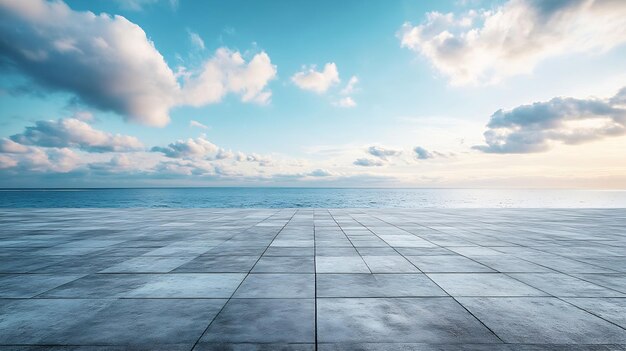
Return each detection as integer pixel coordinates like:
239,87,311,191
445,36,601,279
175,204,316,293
1,0,626,187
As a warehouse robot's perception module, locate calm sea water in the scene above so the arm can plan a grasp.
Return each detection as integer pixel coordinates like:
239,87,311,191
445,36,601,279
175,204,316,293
1,188,625,208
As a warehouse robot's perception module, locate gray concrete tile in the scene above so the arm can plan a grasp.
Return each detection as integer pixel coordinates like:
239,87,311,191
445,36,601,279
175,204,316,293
62,299,226,346
200,299,315,343
194,344,315,351
41,273,152,298
315,247,360,257
563,298,626,329
316,256,370,273
125,273,246,298
0,274,83,298
233,273,315,298
361,255,420,273
263,247,314,256
574,274,626,293
0,299,111,344
99,256,194,273
317,297,501,343
317,273,447,297
252,256,314,273
471,255,555,273
509,273,625,297
427,273,548,297
406,255,495,273
458,297,626,344
173,255,259,273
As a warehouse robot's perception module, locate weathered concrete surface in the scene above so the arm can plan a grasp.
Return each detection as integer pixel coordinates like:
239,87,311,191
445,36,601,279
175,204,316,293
0,208,625,350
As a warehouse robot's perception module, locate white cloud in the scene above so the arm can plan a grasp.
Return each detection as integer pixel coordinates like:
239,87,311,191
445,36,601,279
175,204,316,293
151,136,219,158
308,168,334,177
0,0,179,126
398,0,626,85
0,0,277,126
0,146,79,173
181,48,277,106
188,30,205,50
189,120,209,130
291,63,340,93
333,97,356,108
367,146,401,160
473,87,626,153
0,138,30,154
414,146,434,159
10,118,144,153
353,158,385,167
0,154,18,169
341,76,359,95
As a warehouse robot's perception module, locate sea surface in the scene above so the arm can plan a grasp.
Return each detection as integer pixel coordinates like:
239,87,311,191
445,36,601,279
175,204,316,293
1,188,625,208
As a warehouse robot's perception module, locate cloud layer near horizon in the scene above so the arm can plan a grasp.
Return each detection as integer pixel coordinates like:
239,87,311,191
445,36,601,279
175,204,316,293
0,0,276,127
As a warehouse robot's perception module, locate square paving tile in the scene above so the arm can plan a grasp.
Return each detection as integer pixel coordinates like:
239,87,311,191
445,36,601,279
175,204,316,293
457,297,626,344
173,255,258,273
63,299,226,347
252,256,314,273
563,297,626,329
427,273,548,297
317,297,501,344
317,273,447,297
199,298,315,344
509,273,625,297
125,273,246,298
0,274,83,298
316,256,370,273
99,256,194,273
233,273,315,298
0,299,110,345
406,255,495,273
361,256,420,273
41,273,152,298
574,274,626,293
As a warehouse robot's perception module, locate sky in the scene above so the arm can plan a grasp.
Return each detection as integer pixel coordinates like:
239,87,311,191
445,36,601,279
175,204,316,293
1,0,626,188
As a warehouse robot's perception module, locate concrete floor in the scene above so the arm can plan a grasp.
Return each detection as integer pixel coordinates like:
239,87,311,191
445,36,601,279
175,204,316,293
0,208,625,350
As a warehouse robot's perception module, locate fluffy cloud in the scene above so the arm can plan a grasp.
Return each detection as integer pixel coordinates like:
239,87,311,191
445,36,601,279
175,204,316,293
291,63,340,93
473,87,626,153
368,146,402,160
0,138,30,154
151,136,219,158
398,0,626,85
151,136,275,167
414,146,434,159
353,158,385,167
181,48,276,106
0,0,277,126
0,146,79,173
10,118,143,153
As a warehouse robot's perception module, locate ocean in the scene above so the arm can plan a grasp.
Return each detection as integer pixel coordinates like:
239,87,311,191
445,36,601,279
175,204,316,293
1,188,625,208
